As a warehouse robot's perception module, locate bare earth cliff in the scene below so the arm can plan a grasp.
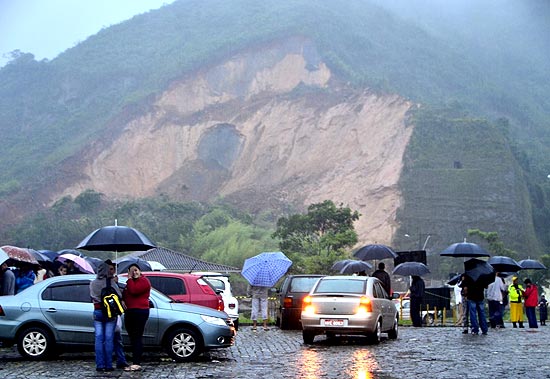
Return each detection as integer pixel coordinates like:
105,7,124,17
60,39,414,243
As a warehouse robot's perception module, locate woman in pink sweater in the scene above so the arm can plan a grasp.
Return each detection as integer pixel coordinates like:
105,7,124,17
122,264,151,371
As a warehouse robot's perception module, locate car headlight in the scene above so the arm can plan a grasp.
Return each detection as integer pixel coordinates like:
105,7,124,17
201,315,227,326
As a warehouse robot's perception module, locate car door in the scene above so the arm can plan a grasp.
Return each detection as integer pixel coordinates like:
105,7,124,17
39,279,95,344
138,296,159,346
372,281,393,331
146,276,190,303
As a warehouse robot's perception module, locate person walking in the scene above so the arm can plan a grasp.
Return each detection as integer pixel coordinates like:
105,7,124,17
249,284,270,331
0,262,16,296
486,273,507,329
539,295,548,326
122,264,151,372
89,261,121,372
523,278,539,328
508,276,525,328
409,275,425,327
372,262,392,297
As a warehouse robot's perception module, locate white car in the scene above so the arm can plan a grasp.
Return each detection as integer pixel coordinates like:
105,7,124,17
393,298,437,325
192,272,240,330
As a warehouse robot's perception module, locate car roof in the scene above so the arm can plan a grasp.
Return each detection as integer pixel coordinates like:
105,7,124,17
191,271,229,277
129,271,200,278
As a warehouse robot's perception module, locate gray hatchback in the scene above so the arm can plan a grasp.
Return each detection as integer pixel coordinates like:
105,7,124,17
0,275,235,361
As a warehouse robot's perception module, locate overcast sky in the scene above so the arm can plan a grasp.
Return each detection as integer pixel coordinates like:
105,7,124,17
0,0,175,67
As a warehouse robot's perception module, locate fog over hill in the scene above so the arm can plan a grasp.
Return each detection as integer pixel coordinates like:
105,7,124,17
0,0,548,260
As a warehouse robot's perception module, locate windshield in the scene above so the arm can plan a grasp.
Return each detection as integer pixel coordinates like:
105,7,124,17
315,279,366,294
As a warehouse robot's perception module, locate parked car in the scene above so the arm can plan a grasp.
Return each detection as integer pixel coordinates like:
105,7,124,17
0,275,235,361
393,297,438,325
131,271,224,312
191,271,240,330
301,275,398,344
276,274,324,330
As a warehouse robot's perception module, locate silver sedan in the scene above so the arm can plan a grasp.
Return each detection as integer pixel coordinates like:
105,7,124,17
300,276,398,344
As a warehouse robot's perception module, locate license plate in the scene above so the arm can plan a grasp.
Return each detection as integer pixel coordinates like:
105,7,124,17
322,319,347,326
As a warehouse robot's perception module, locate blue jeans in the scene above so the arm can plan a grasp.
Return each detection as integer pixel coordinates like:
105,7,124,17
468,299,488,334
93,310,117,369
525,307,538,328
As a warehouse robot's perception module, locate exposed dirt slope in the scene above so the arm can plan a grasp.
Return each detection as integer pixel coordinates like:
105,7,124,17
59,39,414,243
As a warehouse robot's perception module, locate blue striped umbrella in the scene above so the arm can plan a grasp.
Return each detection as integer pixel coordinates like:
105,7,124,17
242,251,292,287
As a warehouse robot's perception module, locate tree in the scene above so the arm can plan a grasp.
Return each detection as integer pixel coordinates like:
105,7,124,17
272,200,360,274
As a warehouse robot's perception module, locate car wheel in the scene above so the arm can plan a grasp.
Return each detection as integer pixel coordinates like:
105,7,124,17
17,326,54,360
387,317,398,340
367,320,381,344
302,330,315,344
166,328,203,362
233,319,239,331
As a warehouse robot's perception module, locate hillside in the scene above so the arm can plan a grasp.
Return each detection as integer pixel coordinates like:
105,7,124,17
0,0,548,256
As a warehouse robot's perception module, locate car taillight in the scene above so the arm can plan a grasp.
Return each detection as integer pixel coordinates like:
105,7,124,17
0,305,4,316
302,295,315,315
356,296,372,314
218,298,224,311
283,297,293,308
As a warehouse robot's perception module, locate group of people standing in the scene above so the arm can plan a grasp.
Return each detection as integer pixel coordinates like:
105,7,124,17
0,258,83,296
89,260,151,372
456,273,547,335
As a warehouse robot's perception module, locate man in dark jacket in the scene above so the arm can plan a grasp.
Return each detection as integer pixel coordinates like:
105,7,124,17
462,274,488,335
372,262,391,297
409,275,425,327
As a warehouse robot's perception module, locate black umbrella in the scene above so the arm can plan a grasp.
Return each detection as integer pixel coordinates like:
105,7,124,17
77,222,156,266
336,260,373,275
115,257,152,274
518,259,547,270
392,262,430,277
487,256,521,273
353,244,397,261
464,258,495,286
76,224,156,252
440,241,490,258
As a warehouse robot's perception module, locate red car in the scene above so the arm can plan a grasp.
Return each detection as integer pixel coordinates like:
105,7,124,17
123,272,224,311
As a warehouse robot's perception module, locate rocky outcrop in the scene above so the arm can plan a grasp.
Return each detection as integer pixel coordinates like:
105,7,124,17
59,39,414,243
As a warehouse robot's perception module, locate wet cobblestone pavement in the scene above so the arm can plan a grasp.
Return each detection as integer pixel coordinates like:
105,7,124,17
1,323,549,378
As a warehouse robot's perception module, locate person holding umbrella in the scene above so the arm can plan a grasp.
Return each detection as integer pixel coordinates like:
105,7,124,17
486,273,507,328
89,261,121,372
409,275,425,327
461,274,488,335
248,284,270,331
508,276,525,328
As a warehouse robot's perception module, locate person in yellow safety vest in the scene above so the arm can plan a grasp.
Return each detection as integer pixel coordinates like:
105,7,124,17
508,276,525,328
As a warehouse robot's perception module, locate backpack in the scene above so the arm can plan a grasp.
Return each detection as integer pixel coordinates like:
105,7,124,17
101,278,124,318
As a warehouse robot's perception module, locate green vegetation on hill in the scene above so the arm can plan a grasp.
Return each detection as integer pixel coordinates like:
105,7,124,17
0,0,549,255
